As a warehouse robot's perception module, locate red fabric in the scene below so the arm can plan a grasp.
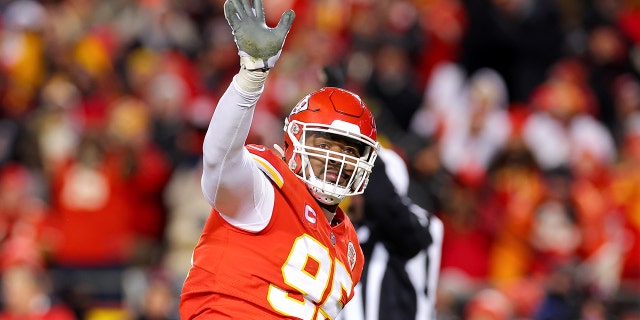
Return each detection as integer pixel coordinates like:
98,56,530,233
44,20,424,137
415,0,467,88
621,218,640,280
572,176,613,259
439,212,492,279
0,164,49,270
45,139,171,266
618,7,640,44
46,155,135,266
607,162,640,281
180,145,364,319
162,51,202,103
127,145,172,240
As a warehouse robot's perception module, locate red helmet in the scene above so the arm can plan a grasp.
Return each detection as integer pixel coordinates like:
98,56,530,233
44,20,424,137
283,87,379,205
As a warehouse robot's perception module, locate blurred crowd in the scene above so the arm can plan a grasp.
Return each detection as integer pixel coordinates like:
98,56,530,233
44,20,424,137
0,0,639,319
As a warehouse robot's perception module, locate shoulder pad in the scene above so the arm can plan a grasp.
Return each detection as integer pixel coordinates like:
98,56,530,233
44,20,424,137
246,145,284,188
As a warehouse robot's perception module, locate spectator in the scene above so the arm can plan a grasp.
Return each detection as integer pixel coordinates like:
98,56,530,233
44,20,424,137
0,0,637,318
0,263,75,320
43,96,171,318
438,67,512,187
465,288,514,320
522,59,616,172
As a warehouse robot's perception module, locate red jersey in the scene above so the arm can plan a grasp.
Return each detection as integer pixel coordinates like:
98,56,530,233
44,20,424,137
180,145,365,319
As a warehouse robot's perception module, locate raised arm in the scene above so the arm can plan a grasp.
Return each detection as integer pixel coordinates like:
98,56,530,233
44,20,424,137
200,0,294,231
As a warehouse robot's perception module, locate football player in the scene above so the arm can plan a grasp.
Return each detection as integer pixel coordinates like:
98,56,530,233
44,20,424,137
179,0,380,318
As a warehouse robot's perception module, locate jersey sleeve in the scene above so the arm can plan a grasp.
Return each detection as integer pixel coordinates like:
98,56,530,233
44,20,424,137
200,79,275,231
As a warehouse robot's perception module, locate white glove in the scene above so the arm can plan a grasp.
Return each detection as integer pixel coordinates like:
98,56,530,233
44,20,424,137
224,0,295,71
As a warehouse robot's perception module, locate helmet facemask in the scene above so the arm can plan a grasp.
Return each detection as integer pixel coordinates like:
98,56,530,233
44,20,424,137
285,119,378,205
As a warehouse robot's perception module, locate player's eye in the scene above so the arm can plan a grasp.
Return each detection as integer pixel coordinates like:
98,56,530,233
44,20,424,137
343,146,360,157
318,143,330,150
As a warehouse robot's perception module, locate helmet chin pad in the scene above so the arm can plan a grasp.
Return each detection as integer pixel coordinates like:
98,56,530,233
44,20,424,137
308,184,343,205
303,160,347,205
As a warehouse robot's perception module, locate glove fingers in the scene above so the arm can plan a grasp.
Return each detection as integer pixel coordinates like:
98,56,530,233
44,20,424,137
240,0,253,17
228,0,245,18
275,10,296,35
224,0,242,27
253,0,265,22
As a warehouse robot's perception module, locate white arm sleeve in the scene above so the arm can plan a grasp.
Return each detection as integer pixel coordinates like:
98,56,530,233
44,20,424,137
200,75,275,231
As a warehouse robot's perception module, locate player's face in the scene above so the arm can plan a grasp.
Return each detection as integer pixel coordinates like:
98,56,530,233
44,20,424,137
305,132,363,187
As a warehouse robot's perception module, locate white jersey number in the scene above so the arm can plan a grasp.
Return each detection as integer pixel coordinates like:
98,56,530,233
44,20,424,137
268,234,353,319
